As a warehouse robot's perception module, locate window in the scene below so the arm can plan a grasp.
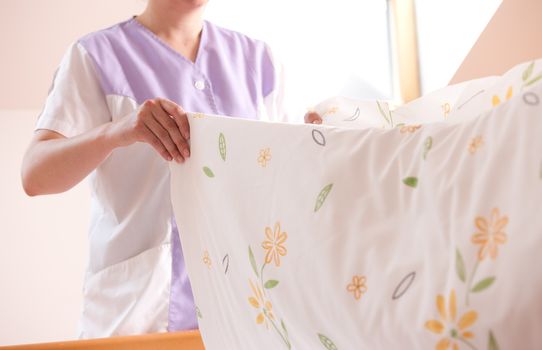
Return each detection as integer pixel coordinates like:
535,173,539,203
206,0,393,118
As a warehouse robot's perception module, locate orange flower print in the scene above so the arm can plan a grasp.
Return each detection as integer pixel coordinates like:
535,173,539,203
468,136,484,154
346,275,367,300
425,289,478,350
202,250,212,268
492,86,513,107
248,279,274,328
257,148,272,167
400,124,422,133
471,208,508,261
262,222,288,267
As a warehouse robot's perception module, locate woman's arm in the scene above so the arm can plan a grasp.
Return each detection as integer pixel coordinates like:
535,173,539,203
22,98,190,196
22,125,115,196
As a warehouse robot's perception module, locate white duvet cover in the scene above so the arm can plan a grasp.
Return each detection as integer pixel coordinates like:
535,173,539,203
170,59,542,350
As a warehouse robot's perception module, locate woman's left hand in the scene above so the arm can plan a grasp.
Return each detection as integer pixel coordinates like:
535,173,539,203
304,111,323,124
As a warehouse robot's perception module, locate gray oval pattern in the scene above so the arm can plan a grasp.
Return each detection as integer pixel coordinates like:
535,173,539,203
392,271,416,300
312,129,326,146
222,254,230,274
343,107,360,121
523,92,540,106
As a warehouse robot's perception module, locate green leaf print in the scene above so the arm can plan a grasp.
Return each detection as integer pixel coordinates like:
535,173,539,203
488,330,500,350
318,333,338,350
471,276,496,292
196,306,202,319
376,100,394,126
525,73,542,87
249,246,259,278
423,136,433,160
402,177,418,188
264,280,279,289
456,248,466,283
281,319,289,338
522,61,535,81
376,100,389,123
219,132,226,161
203,166,215,178
314,183,333,212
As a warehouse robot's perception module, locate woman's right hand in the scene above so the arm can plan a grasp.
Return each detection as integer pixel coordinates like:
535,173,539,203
22,98,191,196
111,98,191,163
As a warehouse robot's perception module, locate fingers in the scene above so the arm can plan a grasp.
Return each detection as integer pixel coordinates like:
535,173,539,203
142,124,174,162
151,102,190,161
134,99,192,163
304,112,323,124
159,99,190,141
145,115,185,162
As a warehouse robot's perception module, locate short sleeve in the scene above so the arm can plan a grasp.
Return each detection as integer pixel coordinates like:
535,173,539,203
261,44,290,123
36,42,111,137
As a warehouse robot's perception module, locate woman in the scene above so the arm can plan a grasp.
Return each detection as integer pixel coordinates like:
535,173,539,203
22,0,322,338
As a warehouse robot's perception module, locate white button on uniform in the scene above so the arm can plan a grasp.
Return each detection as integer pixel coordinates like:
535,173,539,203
194,80,205,90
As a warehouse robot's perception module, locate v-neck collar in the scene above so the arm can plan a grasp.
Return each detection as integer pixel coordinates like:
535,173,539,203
130,17,207,66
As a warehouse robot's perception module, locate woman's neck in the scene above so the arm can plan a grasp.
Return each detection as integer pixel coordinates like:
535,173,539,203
136,1,206,62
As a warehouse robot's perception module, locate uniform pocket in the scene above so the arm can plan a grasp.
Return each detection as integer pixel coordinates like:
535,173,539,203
78,243,171,338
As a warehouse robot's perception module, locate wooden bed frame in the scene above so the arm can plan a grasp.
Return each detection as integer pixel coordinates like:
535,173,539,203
0,331,205,350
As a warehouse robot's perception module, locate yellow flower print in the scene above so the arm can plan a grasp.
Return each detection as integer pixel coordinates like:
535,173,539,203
202,250,212,268
248,279,274,328
442,102,451,118
425,289,478,350
400,124,422,133
346,275,367,300
258,148,272,167
468,136,484,154
262,222,288,267
492,86,513,106
471,208,508,261
322,105,338,117
192,112,205,119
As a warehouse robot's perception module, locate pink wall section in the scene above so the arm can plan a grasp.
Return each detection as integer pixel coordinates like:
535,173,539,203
0,0,145,110
0,1,144,345
0,110,90,345
451,0,542,84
